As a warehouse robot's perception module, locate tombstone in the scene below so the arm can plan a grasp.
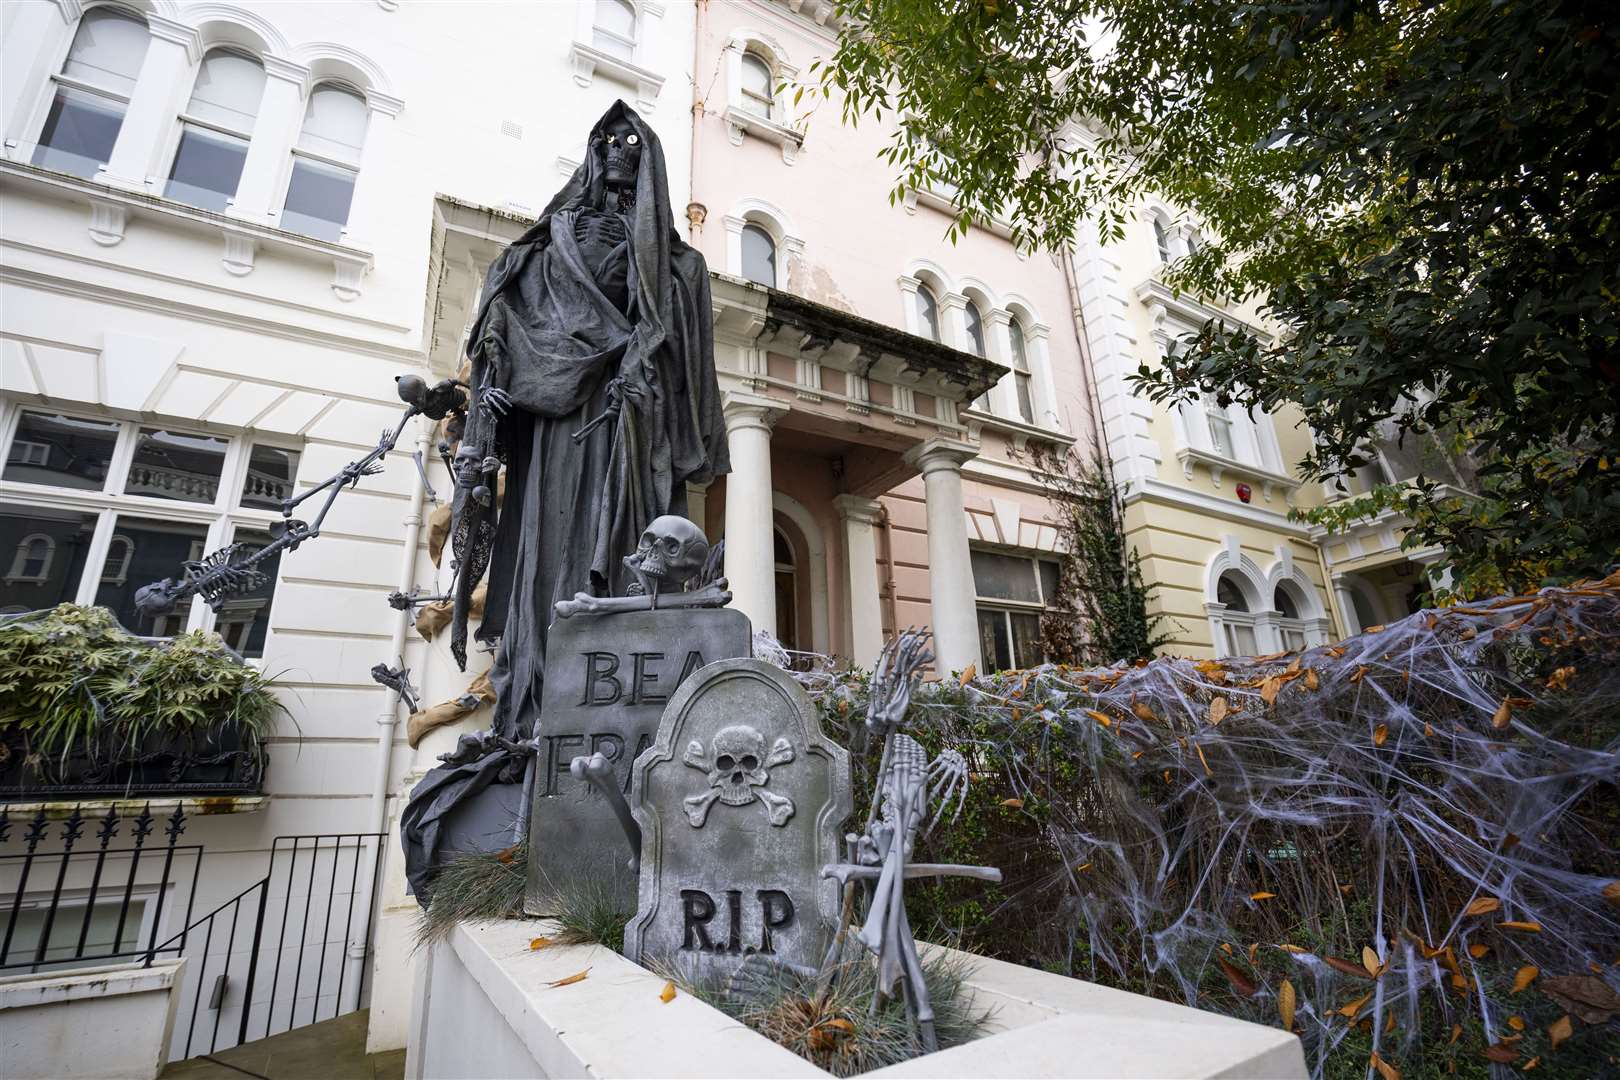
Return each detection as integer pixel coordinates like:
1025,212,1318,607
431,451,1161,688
524,608,751,915
624,658,852,982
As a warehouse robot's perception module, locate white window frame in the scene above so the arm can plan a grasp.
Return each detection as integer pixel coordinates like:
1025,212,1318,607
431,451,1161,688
739,50,775,120
6,534,56,584
273,79,368,239
972,547,1059,671
6,884,162,973
591,0,639,60
24,5,151,177
0,401,295,646
160,47,266,212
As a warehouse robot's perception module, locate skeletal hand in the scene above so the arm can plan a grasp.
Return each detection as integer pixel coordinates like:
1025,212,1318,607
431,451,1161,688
479,386,513,421
868,628,934,734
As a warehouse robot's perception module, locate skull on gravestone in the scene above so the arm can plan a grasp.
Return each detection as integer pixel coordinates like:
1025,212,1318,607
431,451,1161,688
709,724,768,806
627,515,710,595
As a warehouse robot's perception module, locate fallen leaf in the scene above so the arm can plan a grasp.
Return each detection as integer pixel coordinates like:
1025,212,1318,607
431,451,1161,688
1540,974,1620,1023
1327,646,1346,657
1326,955,1372,980
1074,862,1092,873
1483,1043,1517,1064
529,936,554,950
1523,1057,1540,1071
1499,920,1541,933
1449,1023,1462,1045
495,844,519,864
1547,1014,1572,1049
1469,944,1489,959
1512,966,1538,992
1373,724,1389,746
1304,668,1319,691
1604,880,1620,908
1507,1015,1525,1031
1363,945,1384,976
1251,891,1277,901
958,663,976,688
1209,697,1229,725
1340,883,1354,895
1545,665,1574,690
1278,943,1308,954
1338,990,1374,1018
1365,624,1385,633
999,797,1024,809
1248,942,1259,966
1491,700,1513,729
1218,956,1258,997
1086,709,1113,728
547,968,590,988
1369,1050,1400,1080
1424,723,1434,737
1462,896,1501,917
1278,978,1296,1029
1195,742,1212,776
1349,665,1368,684
1132,699,1158,723
1386,1009,1397,1033
1220,942,1234,955
1260,677,1282,705
659,980,677,1003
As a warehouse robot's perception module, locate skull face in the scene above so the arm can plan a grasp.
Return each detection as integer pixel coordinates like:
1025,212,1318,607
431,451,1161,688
632,515,709,592
709,725,767,806
600,116,642,189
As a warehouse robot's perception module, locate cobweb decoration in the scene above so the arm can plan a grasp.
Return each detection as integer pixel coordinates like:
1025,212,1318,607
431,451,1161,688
776,576,1620,1077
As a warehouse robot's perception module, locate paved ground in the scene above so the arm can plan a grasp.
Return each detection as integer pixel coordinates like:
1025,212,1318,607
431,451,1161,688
161,1009,405,1080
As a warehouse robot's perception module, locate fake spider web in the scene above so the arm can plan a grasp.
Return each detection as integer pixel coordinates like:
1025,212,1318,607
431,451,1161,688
769,576,1620,1077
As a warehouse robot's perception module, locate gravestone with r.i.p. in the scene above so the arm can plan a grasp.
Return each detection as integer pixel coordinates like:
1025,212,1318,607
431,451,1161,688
524,608,750,915
624,658,851,982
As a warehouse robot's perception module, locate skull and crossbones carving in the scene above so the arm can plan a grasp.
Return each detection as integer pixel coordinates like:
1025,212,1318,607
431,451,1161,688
625,515,709,598
682,725,795,827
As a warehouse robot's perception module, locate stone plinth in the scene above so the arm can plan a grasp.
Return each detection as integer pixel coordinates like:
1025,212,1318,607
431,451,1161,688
408,920,1308,1079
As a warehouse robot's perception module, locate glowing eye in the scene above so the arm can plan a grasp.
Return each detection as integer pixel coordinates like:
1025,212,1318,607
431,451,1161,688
605,134,616,145
626,134,639,146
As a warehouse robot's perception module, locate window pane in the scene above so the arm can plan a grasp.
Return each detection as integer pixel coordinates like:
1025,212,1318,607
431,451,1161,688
965,304,985,357
1206,408,1234,457
124,427,227,504
1274,585,1300,619
971,550,1040,603
218,527,280,658
595,0,636,36
1009,612,1042,669
0,508,97,612
1015,372,1034,424
774,569,797,651
741,53,773,118
915,287,940,342
1228,622,1258,656
94,516,210,636
165,125,248,210
32,86,125,178
3,411,119,491
280,157,357,241
772,528,794,567
4,899,146,971
1216,572,1249,612
1153,217,1171,262
1038,559,1060,605
741,224,776,287
185,50,264,131
977,608,1012,672
1281,626,1308,652
297,85,368,162
1008,318,1027,370
240,444,300,510
61,8,149,96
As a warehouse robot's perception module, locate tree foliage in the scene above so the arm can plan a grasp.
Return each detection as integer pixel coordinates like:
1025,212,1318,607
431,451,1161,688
816,0,1620,596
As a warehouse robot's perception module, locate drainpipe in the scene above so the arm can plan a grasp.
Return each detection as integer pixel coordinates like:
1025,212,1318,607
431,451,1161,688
879,504,899,634
370,413,429,837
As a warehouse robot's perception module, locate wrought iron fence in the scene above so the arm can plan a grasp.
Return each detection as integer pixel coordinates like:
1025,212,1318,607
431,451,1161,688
0,804,201,972
1,805,386,1061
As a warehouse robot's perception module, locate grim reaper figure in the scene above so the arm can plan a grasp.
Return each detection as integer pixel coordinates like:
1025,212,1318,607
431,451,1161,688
400,102,729,899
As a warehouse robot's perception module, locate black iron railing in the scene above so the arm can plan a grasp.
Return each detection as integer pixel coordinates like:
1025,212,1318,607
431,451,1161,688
0,805,201,972
1,805,385,1062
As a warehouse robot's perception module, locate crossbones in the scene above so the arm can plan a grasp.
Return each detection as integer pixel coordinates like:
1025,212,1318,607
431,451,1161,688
555,516,731,618
681,725,796,827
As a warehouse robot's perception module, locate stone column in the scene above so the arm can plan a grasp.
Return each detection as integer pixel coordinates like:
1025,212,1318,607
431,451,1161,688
982,309,1017,417
337,90,404,250
722,393,784,637
100,16,199,193
832,494,886,666
224,57,308,225
903,438,981,675
1024,321,1062,430
1,1,72,154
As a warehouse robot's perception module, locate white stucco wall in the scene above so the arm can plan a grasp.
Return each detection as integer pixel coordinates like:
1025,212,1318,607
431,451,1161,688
0,958,185,1080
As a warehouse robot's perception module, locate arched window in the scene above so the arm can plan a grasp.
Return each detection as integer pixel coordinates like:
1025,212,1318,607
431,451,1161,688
7,535,55,583
964,303,986,357
166,49,265,210
741,223,776,287
1273,583,1310,651
593,0,637,60
1213,570,1259,656
100,535,134,585
280,83,368,241
773,526,797,652
33,7,151,178
1008,318,1035,424
915,284,941,343
1152,215,1172,263
740,51,774,120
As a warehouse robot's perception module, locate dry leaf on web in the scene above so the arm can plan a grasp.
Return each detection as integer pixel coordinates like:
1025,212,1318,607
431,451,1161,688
1363,946,1384,977
1278,943,1308,954
547,968,590,988
1325,955,1373,980
1260,677,1283,705
1348,665,1369,684
1338,991,1373,1018
1217,956,1258,997
1208,697,1229,726
1461,896,1501,917
1000,797,1024,809
1468,944,1489,959
1195,743,1212,776
1087,709,1112,728
1278,978,1296,1030
957,664,976,688
529,937,553,951
1448,1024,1462,1046
1511,966,1538,993
1547,1014,1572,1049
1373,724,1389,747
1499,920,1541,933
659,980,677,1003
1603,880,1620,908
1304,668,1319,691
1251,891,1277,901
1370,1050,1401,1080
1483,1044,1518,1064
1132,700,1158,723
1491,700,1513,729
1507,1015,1525,1031
495,844,519,865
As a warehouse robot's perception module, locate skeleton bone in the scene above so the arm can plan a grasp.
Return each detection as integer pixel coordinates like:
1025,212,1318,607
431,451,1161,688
683,787,723,827
755,787,795,826
554,580,730,619
765,737,794,769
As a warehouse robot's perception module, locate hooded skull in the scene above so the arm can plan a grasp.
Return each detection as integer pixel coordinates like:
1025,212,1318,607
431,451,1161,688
627,515,709,594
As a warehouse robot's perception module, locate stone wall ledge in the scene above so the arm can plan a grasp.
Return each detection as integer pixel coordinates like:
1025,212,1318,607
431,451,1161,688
410,919,1307,1079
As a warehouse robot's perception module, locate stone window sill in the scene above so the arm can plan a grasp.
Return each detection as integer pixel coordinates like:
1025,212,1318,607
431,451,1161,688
569,41,664,113
1176,445,1300,501
1,795,268,819
963,406,1075,452
721,106,804,164
0,160,374,301
905,186,1015,241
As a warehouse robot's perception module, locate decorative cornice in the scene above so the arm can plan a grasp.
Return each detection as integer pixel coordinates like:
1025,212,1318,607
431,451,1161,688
146,15,203,63
262,55,311,85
